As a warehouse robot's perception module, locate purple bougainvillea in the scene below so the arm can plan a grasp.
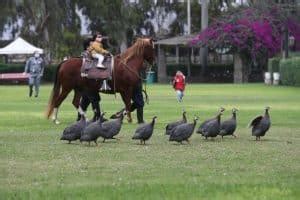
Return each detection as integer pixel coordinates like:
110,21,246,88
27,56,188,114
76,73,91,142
191,5,300,61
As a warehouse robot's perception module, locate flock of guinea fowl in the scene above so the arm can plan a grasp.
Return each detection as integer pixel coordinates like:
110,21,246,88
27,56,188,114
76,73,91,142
60,106,271,146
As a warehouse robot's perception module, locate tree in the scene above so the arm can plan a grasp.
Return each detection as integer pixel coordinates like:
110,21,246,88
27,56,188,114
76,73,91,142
76,0,153,53
0,0,82,61
191,2,299,82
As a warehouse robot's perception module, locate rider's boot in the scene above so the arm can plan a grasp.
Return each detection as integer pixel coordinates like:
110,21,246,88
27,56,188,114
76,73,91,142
96,59,106,69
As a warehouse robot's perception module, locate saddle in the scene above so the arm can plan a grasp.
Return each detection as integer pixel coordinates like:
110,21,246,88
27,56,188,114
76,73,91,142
81,51,112,80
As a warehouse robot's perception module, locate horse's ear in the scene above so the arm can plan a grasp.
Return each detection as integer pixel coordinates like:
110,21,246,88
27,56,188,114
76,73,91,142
132,35,141,43
151,37,158,42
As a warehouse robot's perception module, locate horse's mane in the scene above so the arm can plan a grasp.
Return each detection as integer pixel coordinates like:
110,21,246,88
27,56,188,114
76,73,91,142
121,38,151,64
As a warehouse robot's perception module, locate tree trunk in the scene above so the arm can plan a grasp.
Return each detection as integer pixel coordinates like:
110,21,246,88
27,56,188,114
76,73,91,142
234,53,249,83
187,48,191,77
200,0,208,75
120,32,127,53
157,45,168,83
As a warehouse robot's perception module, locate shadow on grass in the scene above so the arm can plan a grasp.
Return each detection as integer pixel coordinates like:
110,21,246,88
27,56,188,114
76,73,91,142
247,138,282,142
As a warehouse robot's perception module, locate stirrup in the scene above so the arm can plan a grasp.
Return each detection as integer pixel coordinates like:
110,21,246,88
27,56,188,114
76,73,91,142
100,81,111,91
81,73,88,77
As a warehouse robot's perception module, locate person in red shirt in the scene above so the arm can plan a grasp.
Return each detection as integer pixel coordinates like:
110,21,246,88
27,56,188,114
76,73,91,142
172,71,186,102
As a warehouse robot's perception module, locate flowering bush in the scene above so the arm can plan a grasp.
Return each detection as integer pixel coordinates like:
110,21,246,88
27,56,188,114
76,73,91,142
191,5,299,61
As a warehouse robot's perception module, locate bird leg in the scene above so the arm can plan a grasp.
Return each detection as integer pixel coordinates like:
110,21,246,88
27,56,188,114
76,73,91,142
68,141,71,144
140,140,143,145
143,140,146,145
102,138,106,143
88,141,91,146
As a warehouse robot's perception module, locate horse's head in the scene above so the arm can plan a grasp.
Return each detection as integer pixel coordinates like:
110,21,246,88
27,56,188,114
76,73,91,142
141,38,155,65
124,37,155,65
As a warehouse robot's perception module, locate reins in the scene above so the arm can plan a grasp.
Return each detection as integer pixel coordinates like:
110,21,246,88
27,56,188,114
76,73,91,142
119,59,150,104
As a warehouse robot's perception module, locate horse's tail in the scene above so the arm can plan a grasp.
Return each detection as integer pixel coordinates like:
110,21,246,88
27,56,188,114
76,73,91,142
142,89,149,104
46,62,63,119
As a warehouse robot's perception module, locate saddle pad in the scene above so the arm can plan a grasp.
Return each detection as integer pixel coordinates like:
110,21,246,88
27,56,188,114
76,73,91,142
87,68,110,80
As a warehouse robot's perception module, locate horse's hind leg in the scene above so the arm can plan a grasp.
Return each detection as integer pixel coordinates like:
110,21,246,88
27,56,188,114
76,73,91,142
52,88,72,124
73,89,81,109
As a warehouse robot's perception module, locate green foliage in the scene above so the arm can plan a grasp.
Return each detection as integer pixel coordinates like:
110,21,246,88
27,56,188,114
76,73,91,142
0,1,82,60
268,57,281,73
0,84,300,199
55,31,82,59
0,63,24,72
166,63,233,82
290,51,300,58
279,57,300,86
76,0,153,51
0,1,237,60
43,65,58,82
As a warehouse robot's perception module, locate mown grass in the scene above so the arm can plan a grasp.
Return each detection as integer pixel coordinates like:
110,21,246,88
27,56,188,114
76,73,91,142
0,83,299,199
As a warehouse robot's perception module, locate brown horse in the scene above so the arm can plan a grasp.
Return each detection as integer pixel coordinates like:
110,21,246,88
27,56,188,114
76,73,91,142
46,38,155,124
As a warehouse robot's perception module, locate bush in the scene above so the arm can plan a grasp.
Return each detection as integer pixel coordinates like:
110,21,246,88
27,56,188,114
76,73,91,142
0,63,58,82
0,63,24,73
289,51,300,58
43,65,58,82
279,57,300,86
268,57,281,74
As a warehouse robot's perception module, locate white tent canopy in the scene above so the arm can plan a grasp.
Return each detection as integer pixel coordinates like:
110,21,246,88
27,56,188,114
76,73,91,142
0,37,43,55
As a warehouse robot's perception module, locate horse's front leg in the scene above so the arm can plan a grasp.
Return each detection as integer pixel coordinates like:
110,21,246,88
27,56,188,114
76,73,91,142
120,90,133,123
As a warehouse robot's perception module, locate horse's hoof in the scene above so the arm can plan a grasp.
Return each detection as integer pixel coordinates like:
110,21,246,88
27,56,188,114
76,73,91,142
53,119,60,125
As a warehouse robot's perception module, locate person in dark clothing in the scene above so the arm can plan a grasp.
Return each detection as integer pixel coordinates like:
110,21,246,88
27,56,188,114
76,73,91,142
111,81,145,124
130,82,145,124
77,90,102,122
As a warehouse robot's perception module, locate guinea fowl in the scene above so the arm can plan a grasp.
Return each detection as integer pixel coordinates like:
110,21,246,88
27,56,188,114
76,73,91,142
99,111,126,142
196,107,225,137
60,114,87,144
165,111,187,135
219,108,238,138
169,117,198,144
197,108,225,139
249,106,271,141
80,113,106,146
132,116,157,145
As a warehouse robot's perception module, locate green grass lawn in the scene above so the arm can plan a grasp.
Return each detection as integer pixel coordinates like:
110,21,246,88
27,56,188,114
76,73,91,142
0,83,299,199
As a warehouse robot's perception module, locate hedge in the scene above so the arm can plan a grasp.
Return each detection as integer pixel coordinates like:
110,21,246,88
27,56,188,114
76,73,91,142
166,63,233,82
0,63,58,82
268,57,280,74
1,62,234,83
279,57,300,86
